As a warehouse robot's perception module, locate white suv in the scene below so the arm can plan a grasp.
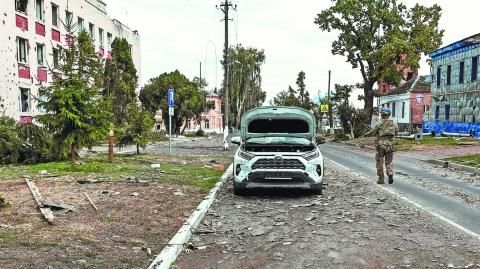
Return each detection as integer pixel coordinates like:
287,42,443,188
231,106,324,195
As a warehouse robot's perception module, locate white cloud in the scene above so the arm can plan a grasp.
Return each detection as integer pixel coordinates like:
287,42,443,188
105,0,480,106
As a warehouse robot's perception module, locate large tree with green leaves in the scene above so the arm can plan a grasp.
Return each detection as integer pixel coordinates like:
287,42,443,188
38,31,112,164
315,0,443,122
139,70,207,135
103,37,138,126
221,45,267,128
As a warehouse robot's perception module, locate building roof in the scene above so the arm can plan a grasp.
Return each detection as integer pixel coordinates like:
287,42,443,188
430,33,480,61
383,75,431,96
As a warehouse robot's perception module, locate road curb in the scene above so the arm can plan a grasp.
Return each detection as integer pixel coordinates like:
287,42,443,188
147,163,233,269
424,159,480,174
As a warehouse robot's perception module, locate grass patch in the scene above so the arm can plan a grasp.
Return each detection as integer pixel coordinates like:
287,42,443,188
0,230,16,244
394,137,478,151
445,154,480,168
0,153,231,190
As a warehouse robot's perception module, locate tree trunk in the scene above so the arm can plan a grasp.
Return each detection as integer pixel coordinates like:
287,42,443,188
70,144,76,166
136,144,140,155
363,81,375,124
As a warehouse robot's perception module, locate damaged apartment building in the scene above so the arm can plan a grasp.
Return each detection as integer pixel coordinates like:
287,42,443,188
423,33,480,137
0,0,141,123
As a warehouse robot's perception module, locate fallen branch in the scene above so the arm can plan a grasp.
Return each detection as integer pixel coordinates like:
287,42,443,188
84,192,99,212
24,179,54,224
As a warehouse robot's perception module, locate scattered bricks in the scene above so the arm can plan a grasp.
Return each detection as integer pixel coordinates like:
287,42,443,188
213,164,225,172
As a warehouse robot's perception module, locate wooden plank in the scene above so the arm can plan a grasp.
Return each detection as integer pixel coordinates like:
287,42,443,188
24,179,54,224
42,200,75,212
84,192,99,212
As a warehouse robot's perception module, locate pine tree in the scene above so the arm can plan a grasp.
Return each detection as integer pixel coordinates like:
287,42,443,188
38,31,112,165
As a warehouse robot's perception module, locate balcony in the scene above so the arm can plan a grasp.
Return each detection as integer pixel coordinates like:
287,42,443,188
52,29,61,42
99,47,105,57
35,22,46,36
16,14,28,31
37,68,47,82
107,51,112,59
18,65,31,79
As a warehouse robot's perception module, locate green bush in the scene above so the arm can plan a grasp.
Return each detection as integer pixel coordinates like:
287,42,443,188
148,130,168,142
195,129,206,137
0,116,58,165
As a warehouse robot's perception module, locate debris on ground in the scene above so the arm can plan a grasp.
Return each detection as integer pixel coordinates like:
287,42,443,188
0,224,12,229
151,163,161,169
84,192,99,211
24,179,55,224
131,192,140,197
100,190,120,196
213,164,225,172
38,170,48,175
174,191,185,196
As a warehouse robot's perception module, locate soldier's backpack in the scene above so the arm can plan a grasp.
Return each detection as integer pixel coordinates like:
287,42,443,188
378,120,397,137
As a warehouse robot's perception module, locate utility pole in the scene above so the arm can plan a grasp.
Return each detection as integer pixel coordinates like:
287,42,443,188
217,0,236,134
328,70,333,130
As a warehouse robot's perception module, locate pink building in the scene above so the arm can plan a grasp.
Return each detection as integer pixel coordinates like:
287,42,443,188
378,53,417,95
184,93,223,133
154,93,223,134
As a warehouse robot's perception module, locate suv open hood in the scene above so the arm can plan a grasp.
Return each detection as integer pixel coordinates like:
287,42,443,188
240,106,316,142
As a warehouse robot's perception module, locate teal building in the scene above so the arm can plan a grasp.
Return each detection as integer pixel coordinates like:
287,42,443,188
423,34,480,136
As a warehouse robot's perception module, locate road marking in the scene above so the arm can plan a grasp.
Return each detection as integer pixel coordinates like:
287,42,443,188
327,159,351,171
350,173,480,241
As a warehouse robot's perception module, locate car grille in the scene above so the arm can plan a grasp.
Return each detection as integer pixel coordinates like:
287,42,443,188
252,158,305,170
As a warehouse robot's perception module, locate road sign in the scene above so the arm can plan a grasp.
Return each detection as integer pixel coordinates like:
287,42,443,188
321,104,329,113
169,107,174,116
168,89,175,107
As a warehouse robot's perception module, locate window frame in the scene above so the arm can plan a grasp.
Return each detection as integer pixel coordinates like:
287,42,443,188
65,10,73,27
472,56,478,82
445,104,450,121
391,102,396,117
51,3,59,27
36,43,45,67
52,48,59,69
20,87,31,113
436,66,442,88
35,0,44,21
77,17,84,33
446,65,451,86
89,23,95,40
38,90,47,113
98,28,104,47
16,37,29,64
401,102,405,118
107,32,112,50
459,61,465,84
15,0,28,14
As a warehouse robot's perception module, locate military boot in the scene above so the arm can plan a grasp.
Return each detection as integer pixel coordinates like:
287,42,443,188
377,176,385,184
388,175,393,184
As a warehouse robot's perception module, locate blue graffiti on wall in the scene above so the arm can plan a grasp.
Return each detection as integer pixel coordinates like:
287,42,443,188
423,121,480,137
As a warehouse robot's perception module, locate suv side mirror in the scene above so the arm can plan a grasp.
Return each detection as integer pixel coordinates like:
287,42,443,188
231,136,242,145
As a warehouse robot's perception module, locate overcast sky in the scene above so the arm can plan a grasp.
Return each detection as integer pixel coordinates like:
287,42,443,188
105,0,480,106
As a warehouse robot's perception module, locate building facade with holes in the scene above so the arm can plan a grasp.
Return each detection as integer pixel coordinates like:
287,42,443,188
0,0,141,123
423,33,480,136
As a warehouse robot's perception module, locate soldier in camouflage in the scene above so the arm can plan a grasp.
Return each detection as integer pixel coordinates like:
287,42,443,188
372,108,399,184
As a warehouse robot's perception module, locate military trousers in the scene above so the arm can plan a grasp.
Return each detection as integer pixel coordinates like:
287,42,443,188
375,145,394,178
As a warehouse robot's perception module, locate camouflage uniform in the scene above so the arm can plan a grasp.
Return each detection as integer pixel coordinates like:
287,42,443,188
372,118,399,183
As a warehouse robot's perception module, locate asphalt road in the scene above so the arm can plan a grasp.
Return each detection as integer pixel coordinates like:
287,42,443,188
319,143,480,238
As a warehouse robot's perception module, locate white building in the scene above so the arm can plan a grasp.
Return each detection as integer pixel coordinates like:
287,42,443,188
0,0,141,123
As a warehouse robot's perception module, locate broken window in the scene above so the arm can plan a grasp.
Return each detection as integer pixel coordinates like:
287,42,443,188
52,48,59,69
472,56,478,82
89,23,95,40
37,43,45,66
459,61,465,84
77,17,84,33
35,0,43,20
20,88,31,112
16,0,28,13
446,65,451,86
65,10,73,27
436,66,441,88
98,28,104,47
16,37,28,64
38,90,47,113
51,4,59,27
248,119,309,133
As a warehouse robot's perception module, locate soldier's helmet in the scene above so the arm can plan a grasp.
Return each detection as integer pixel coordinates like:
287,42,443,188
380,108,391,116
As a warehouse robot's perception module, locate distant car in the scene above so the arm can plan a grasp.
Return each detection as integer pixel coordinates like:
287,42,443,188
231,106,325,195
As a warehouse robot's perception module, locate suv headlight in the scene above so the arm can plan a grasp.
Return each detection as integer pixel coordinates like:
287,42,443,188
238,149,255,160
302,150,319,161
